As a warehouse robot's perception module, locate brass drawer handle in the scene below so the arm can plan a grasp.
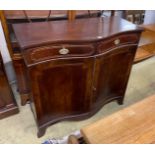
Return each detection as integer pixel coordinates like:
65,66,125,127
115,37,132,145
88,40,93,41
59,48,69,55
114,39,120,45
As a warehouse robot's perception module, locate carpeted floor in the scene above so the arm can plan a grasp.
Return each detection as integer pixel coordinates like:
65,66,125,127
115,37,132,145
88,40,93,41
0,57,155,144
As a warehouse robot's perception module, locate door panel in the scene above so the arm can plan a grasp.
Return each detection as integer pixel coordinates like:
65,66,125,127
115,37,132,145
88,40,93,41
28,58,94,125
93,45,137,105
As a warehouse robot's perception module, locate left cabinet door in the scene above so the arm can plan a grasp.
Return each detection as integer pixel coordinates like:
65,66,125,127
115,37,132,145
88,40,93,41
0,54,19,119
28,57,94,126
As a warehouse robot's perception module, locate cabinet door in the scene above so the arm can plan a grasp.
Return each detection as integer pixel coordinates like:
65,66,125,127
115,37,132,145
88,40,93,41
28,57,94,125
93,45,137,106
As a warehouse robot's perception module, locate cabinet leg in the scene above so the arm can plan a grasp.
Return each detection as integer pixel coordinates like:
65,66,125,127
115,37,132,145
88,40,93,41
37,128,46,138
117,98,124,105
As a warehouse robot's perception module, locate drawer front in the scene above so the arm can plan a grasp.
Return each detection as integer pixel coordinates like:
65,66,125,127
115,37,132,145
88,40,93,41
25,44,95,63
97,33,139,53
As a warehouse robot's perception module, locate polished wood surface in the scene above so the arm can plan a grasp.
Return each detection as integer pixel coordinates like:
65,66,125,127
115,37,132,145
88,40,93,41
13,17,142,137
4,10,68,20
0,53,19,119
13,59,30,105
68,10,76,21
23,44,95,66
81,95,155,144
135,47,154,63
135,24,155,63
138,30,155,46
0,11,103,106
93,45,137,106
13,17,142,50
142,24,155,32
29,58,94,126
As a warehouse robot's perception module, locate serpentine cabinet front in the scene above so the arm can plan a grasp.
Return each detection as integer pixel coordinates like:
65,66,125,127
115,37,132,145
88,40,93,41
12,17,143,137
24,33,140,137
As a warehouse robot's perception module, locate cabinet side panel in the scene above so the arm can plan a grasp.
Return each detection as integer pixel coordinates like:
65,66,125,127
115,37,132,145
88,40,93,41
0,53,19,119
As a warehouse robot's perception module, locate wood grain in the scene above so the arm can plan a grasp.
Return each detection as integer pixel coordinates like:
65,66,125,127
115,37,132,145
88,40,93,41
13,17,142,50
3,10,68,19
81,95,155,144
142,24,155,33
135,24,155,63
13,17,142,137
138,30,155,46
134,47,154,63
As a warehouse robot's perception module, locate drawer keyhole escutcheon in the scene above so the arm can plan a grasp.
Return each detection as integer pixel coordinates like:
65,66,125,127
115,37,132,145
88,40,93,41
114,39,120,45
59,48,69,55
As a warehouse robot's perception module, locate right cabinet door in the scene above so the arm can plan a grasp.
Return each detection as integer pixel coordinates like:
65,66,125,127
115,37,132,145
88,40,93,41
93,45,137,106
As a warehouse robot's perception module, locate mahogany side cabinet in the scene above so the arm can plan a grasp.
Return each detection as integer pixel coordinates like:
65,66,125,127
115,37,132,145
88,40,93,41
13,17,143,137
0,52,19,119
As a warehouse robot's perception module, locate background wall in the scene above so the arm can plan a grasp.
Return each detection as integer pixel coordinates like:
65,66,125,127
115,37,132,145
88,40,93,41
144,10,155,24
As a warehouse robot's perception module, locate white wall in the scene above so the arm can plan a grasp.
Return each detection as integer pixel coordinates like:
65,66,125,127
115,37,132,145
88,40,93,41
144,10,155,24
0,20,11,63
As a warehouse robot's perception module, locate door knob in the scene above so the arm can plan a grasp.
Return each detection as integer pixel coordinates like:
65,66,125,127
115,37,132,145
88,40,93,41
59,48,69,55
114,39,120,45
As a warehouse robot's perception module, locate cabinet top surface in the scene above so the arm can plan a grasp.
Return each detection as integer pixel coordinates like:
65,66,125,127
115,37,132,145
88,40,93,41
13,16,142,50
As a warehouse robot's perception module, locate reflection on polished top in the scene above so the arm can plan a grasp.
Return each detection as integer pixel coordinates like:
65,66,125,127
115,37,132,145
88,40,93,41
13,16,143,50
